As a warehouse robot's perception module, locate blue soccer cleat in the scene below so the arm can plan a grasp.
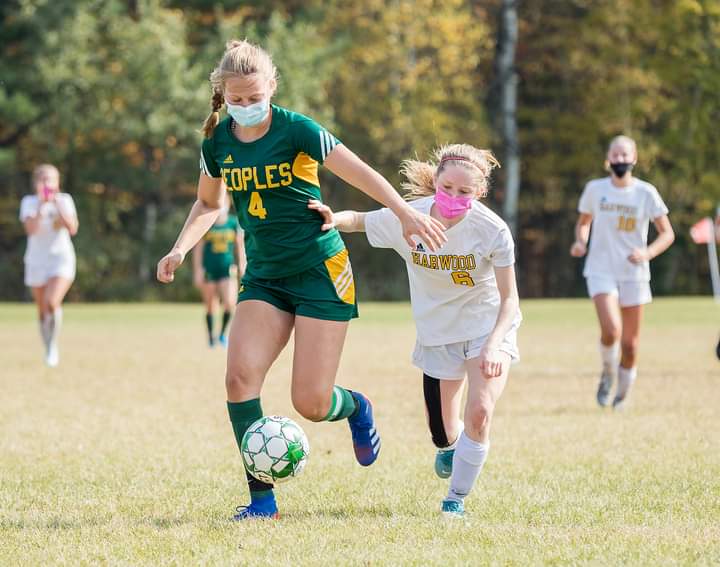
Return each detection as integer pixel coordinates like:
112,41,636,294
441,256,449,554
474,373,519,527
435,448,455,479
347,391,381,466
218,334,228,348
231,494,279,521
441,499,464,518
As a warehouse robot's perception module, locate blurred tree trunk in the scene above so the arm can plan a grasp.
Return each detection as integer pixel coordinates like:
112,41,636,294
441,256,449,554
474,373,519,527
497,0,520,236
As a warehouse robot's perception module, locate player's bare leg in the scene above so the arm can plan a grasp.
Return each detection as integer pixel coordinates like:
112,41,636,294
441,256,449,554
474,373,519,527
200,281,218,346
226,300,294,519
592,293,622,406
614,305,643,409
41,276,73,367
442,353,510,517
31,285,50,356
216,277,237,347
292,315,380,466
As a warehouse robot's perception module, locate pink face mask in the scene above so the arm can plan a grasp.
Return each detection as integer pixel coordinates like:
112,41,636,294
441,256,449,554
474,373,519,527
41,185,54,201
434,187,473,218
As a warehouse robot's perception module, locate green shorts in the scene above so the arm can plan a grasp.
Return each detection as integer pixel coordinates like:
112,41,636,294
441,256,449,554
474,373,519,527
237,249,359,322
204,263,233,282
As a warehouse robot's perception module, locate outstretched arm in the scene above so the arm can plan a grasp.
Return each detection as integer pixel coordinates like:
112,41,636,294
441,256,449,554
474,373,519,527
307,200,367,233
323,145,446,250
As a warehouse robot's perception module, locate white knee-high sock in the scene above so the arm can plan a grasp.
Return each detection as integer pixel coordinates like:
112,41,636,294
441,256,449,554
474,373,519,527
616,366,637,399
600,342,620,373
39,316,52,348
447,432,489,503
49,308,62,344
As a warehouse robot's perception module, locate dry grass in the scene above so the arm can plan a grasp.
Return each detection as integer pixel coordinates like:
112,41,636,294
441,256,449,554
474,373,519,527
1,298,719,566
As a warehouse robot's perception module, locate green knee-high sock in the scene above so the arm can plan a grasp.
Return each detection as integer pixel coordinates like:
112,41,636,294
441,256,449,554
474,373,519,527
220,310,231,337
205,313,214,342
323,385,359,421
227,399,274,497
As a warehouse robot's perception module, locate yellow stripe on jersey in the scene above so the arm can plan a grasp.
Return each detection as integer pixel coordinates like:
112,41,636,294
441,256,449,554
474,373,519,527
324,249,356,305
292,152,319,186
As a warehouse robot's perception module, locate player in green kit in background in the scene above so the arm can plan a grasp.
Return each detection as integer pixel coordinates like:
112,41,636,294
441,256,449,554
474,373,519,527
157,39,447,520
192,195,245,348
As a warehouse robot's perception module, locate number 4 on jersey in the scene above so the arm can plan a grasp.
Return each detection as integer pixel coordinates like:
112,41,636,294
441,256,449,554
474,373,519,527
248,192,267,220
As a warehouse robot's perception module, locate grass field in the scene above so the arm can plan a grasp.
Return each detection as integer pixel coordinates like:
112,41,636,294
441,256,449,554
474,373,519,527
1,298,719,566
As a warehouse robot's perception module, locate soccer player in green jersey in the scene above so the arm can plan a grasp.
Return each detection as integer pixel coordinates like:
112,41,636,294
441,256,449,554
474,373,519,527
156,39,446,520
192,196,245,348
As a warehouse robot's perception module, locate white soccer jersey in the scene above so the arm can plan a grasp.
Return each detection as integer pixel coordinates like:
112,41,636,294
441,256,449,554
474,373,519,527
19,194,77,265
578,177,669,281
365,196,521,347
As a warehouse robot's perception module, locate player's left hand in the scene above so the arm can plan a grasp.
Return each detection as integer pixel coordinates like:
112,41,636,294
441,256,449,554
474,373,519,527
307,199,336,231
628,247,651,264
479,346,504,379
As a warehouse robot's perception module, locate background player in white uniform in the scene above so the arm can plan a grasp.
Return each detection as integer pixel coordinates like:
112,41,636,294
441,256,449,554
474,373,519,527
570,136,674,409
311,144,521,518
19,164,79,367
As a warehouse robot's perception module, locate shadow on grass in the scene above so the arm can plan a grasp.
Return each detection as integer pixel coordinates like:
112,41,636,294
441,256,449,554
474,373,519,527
2,517,109,530
150,517,188,529
280,505,410,520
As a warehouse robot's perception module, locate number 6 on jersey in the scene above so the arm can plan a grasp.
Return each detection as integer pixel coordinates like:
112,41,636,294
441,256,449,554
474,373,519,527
248,191,267,220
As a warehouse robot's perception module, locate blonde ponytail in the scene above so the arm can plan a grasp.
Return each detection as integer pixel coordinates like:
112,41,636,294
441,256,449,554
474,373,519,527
400,159,437,200
201,90,225,138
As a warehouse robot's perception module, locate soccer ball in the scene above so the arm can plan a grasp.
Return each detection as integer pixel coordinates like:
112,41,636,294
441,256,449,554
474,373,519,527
241,416,310,484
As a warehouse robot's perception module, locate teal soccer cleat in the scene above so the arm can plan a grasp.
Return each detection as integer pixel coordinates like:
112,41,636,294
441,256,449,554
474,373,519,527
435,448,454,479
441,499,464,518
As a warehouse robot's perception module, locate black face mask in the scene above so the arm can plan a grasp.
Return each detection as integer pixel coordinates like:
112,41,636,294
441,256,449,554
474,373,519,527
609,162,634,177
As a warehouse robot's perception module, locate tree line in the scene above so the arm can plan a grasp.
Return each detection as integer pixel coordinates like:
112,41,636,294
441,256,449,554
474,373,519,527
1,0,718,301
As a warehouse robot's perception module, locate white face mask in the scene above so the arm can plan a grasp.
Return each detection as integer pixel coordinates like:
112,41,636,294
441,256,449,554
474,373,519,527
226,99,269,127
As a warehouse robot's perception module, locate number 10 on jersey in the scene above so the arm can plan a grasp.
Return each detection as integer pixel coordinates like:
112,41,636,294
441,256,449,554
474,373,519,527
248,192,267,220
616,215,636,232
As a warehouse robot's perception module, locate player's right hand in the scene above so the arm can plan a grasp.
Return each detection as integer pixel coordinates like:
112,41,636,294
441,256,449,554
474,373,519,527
193,270,204,288
570,240,587,257
399,207,447,252
157,250,184,283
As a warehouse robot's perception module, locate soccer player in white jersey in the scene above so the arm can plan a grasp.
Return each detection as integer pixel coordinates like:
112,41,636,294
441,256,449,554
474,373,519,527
310,144,521,518
19,164,79,367
570,136,674,409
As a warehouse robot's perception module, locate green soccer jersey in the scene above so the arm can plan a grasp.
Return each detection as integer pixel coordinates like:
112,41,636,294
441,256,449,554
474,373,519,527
200,105,346,279
202,215,238,273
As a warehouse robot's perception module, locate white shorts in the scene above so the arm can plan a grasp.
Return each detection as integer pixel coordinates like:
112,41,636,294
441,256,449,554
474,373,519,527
24,255,76,287
585,275,652,307
412,325,520,380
